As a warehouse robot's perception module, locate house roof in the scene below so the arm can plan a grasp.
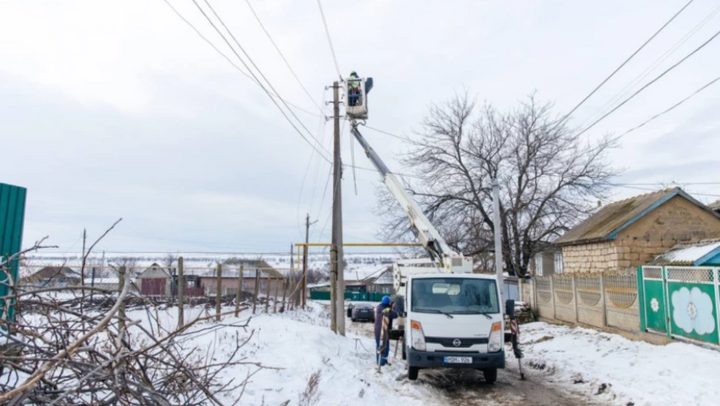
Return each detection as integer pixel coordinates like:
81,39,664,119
361,267,393,285
709,199,720,212
29,266,80,279
650,239,720,266
555,188,720,246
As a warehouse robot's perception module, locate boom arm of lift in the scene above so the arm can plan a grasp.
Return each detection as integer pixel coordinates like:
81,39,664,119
350,122,464,271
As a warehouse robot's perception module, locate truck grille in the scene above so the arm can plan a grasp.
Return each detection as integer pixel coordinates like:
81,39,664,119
425,337,488,348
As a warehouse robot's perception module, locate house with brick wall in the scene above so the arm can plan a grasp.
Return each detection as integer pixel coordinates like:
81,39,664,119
554,188,720,274
199,260,285,296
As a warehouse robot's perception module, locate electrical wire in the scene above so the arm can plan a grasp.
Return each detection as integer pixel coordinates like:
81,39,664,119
557,0,695,128
198,0,332,161
613,184,720,198
612,75,720,141
244,0,323,113
316,0,343,79
161,0,321,118
574,26,720,139
579,3,720,131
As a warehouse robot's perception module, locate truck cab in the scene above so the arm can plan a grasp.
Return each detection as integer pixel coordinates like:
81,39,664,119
401,273,505,382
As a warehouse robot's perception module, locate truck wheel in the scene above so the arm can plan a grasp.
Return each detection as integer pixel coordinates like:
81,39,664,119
483,368,497,384
408,366,419,381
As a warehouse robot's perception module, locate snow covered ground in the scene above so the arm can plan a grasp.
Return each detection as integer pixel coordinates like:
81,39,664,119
123,302,444,406
519,322,720,406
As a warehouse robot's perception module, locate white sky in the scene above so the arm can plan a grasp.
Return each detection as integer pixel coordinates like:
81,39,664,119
2,0,719,253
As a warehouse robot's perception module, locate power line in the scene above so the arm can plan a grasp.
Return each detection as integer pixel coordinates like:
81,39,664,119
190,0,332,162
559,0,694,127
316,0,343,79
574,25,720,139
613,184,720,198
364,125,413,142
579,3,720,131
614,182,720,186
612,75,720,141
161,0,321,118
244,0,323,113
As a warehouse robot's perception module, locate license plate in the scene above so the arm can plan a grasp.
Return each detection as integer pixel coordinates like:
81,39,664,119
444,356,472,364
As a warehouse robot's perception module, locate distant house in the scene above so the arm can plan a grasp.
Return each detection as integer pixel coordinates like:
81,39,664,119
199,260,285,296
136,263,171,296
555,188,720,274
650,239,720,267
23,266,80,287
361,266,393,294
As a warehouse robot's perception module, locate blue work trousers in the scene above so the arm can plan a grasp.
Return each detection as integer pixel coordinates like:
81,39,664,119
375,338,390,366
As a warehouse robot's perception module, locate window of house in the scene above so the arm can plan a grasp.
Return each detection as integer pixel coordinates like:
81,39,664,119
554,253,564,274
535,255,543,276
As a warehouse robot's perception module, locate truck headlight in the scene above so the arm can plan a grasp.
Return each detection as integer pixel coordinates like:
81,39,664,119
488,322,502,353
411,320,426,351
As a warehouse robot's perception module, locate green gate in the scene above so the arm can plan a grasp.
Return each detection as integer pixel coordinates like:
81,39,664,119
640,266,668,333
0,182,28,329
639,265,720,345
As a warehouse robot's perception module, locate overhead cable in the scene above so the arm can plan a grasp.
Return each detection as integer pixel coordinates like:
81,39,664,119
316,0,343,79
613,75,720,141
574,26,720,139
191,0,332,162
244,0,323,113
558,0,695,128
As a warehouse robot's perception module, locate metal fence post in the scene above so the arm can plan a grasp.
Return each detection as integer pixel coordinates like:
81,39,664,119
235,264,243,317
118,266,126,337
662,266,672,339
636,266,646,332
252,269,260,314
215,263,222,322
714,268,720,345
265,276,272,313
178,257,184,329
599,272,607,327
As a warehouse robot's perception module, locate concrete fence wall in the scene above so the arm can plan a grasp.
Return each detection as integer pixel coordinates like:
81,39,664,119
532,270,639,333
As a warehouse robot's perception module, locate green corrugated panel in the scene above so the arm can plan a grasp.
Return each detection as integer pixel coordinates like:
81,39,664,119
0,182,27,328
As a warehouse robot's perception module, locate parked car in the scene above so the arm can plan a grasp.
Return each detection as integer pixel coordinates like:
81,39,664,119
351,302,375,322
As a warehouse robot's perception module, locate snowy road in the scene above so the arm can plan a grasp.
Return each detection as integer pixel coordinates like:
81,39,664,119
345,316,603,406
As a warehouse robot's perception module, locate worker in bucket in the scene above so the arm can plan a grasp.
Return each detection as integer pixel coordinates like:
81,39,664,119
374,296,398,366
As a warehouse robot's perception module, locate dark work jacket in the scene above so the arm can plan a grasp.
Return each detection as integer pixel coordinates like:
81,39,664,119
374,303,398,340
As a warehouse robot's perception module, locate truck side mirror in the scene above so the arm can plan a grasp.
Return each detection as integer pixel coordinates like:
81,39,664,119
505,299,515,319
395,295,406,316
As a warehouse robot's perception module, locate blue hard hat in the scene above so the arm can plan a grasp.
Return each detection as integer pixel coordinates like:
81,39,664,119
381,296,391,305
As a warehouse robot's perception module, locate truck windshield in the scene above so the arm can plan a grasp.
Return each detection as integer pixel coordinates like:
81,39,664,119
411,278,499,315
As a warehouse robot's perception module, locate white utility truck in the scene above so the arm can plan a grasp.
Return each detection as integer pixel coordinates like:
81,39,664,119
349,118,507,383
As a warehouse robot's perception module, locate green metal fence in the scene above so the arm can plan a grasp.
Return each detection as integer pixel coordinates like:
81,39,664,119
310,290,387,302
0,182,27,329
639,265,720,345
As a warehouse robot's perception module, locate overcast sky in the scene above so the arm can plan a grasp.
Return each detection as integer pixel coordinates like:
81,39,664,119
2,0,719,253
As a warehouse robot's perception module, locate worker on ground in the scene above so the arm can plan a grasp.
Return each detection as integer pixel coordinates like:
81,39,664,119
374,296,398,366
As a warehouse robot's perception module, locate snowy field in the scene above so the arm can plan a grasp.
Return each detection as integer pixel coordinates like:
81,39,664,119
118,303,720,406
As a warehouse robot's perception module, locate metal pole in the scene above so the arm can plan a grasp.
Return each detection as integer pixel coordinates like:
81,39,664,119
215,263,222,321
331,80,346,335
303,214,313,309
492,179,505,304
235,264,243,317
253,268,260,314
289,244,294,311
178,256,184,329
265,274,272,313
118,266,126,337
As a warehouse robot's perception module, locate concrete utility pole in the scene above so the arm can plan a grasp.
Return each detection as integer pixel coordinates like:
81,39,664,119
303,214,317,309
492,179,505,304
331,81,346,336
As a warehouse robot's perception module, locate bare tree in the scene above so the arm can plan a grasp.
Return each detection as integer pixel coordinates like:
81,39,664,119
163,253,178,270
377,93,618,276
